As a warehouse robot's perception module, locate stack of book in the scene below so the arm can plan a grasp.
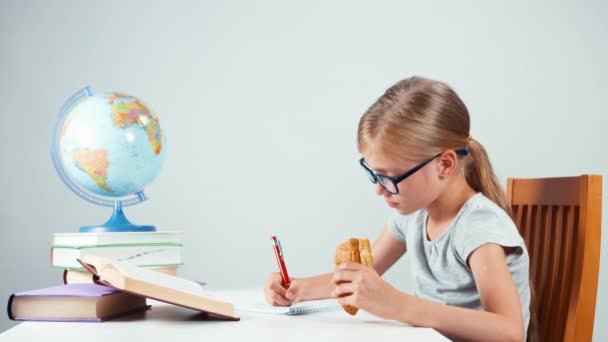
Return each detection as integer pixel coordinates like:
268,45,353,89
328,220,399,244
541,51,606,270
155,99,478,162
5,230,214,323
7,255,238,322
51,231,184,284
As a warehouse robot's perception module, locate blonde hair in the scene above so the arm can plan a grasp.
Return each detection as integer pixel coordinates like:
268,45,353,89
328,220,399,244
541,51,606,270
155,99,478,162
357,76,512,217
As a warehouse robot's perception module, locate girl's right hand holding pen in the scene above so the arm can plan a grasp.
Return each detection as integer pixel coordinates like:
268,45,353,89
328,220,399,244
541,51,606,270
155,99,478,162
264,272,292,306
264,272,334,306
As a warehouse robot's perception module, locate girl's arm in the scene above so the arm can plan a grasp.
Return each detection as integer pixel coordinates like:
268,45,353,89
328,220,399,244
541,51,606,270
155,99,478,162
334,242,524,341
386,243,524,342
279,227,407,303
371,226,407,276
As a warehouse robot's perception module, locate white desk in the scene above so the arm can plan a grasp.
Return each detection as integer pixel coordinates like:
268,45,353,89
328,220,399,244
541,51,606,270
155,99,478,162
0,289,449,341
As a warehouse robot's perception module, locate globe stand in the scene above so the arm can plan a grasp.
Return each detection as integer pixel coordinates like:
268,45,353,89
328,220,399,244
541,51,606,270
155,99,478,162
80,201,155,233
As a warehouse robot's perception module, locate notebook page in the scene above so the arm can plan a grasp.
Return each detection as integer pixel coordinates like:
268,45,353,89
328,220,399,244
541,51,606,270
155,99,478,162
287,299,341,314
236,298,341,315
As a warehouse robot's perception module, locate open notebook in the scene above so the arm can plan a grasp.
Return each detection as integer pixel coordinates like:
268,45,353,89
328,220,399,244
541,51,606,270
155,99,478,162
236,298,341,315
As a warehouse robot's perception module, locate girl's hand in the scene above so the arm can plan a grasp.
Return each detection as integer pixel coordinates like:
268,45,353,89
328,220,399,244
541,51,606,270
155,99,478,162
331,261,406,320
264,272,291,306
264,273,315,306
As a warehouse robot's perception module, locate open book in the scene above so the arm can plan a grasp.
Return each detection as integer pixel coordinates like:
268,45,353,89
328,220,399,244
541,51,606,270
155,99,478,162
77,254,239,321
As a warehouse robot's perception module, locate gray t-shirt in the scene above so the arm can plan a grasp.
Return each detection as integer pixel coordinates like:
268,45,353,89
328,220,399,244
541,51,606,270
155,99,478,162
387,193,530,335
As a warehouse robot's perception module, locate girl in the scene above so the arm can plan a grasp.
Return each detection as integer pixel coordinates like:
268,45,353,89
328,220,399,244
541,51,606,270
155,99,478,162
264,76,531,342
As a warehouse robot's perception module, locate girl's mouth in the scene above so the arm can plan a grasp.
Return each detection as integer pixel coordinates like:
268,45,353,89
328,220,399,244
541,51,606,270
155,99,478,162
387,202,399,208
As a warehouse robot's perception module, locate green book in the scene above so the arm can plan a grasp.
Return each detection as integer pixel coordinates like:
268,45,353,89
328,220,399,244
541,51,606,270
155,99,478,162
53,231,183,246
51,243,183,269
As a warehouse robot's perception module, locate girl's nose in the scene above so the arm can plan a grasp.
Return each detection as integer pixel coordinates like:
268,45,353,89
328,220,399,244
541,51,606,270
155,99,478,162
374,182,387,196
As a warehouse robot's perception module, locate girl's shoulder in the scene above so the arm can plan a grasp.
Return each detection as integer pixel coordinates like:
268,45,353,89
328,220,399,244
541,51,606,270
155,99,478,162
452,193,523,248
460,193,514,225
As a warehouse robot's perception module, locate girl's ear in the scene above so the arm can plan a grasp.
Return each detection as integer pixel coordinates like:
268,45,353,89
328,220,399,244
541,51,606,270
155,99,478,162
437,150,458,179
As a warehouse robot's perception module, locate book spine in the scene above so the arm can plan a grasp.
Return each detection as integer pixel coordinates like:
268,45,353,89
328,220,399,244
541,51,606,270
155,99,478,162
6,294,15,321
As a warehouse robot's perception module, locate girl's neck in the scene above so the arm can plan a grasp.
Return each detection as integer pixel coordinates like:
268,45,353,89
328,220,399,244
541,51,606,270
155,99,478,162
426,175,477,228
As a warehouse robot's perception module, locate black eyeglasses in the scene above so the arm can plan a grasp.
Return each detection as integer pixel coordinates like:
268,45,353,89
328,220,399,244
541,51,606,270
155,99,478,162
359,149,468,195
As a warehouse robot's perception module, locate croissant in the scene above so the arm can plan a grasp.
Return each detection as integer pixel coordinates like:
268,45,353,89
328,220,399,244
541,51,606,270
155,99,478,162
334,238,373,315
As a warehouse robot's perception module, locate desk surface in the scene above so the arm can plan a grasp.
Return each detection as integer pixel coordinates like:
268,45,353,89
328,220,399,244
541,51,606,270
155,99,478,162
0,289,449,342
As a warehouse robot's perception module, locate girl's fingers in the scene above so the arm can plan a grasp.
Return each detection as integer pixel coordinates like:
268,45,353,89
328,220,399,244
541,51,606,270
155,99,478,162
285,279,299,300
333,281,355,298
269,292,291,306
338,261,364,271
338,295,356,307
266,273,288,296
265,273,291,306
271,281,288,297
332,269,358,284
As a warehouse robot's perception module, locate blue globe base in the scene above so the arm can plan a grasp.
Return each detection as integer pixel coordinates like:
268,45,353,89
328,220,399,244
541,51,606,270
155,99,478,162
79,201,156,233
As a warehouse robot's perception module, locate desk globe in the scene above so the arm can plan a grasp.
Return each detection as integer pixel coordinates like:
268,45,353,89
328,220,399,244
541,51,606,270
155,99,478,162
51,86,166,232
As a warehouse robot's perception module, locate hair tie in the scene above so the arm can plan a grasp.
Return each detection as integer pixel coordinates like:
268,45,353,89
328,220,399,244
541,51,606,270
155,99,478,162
467,134,473,142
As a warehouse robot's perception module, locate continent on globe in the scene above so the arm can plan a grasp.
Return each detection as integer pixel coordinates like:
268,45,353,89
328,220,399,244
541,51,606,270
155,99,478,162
71,147,112,192
108,93,163,155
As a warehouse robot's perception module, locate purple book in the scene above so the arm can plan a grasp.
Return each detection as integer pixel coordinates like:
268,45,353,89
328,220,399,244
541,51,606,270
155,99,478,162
7,283,150,322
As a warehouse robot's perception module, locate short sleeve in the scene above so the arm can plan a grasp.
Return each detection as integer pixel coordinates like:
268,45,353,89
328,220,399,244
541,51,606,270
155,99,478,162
453,209,524,268
387,211,408,245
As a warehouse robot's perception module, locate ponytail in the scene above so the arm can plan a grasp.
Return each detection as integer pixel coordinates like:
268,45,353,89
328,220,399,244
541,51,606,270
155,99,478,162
463,138,512,218
465,138,539,341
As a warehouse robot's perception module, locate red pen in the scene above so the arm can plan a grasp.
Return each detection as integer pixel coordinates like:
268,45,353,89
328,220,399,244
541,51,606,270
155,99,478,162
271,235,291,288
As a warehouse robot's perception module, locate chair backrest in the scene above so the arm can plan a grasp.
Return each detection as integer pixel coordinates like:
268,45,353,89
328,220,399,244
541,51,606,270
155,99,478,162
506,175,602,342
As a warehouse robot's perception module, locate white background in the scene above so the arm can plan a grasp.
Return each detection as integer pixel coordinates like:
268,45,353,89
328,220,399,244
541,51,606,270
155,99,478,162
1,1,606,340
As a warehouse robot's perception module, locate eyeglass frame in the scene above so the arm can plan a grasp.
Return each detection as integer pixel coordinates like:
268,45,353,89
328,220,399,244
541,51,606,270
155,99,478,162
359,149,469,195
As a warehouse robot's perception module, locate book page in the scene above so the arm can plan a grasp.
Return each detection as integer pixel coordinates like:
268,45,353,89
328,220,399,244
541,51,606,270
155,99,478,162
112,261,205,296
80,254,238,320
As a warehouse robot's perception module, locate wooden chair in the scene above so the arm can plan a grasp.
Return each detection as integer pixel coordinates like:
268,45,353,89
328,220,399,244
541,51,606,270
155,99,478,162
507,175,602,342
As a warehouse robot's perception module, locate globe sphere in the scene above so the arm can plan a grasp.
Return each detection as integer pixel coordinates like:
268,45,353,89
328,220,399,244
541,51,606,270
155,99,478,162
59,92,166,198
